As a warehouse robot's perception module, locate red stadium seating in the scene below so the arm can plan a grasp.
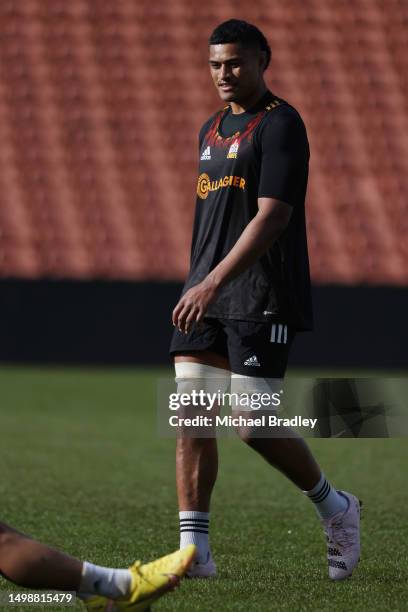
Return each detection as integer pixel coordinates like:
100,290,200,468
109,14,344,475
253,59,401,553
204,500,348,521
0,0,406,283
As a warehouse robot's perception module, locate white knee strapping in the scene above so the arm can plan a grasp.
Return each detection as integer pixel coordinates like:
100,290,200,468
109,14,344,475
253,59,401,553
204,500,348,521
174,363,283,412
230,374,283,411
175,362,231,397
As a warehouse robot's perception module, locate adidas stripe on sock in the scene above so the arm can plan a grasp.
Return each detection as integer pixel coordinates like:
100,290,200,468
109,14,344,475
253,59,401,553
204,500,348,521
304,474,348,519
179,511,210,563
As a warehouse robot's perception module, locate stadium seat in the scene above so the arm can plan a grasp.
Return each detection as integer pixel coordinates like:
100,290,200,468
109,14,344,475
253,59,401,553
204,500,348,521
0,0,406,284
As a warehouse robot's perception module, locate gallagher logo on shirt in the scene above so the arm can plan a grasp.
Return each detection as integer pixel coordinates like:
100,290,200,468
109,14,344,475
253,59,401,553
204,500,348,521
197,173,246,199
227,139,239,159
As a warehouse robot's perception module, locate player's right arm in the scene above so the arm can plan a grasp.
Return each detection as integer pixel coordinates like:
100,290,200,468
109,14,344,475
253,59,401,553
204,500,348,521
173,108,309,334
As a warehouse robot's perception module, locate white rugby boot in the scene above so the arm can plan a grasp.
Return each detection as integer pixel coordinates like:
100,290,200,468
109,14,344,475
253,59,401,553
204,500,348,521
321,490,362,580
186,551,217,578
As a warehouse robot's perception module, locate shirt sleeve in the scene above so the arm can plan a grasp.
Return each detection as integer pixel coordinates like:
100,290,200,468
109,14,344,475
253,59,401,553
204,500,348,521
198,122,207,151
198,114,217,151
257,107,309,206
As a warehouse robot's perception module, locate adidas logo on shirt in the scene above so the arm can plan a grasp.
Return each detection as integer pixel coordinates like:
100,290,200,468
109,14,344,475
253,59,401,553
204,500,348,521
244,355,260,367
227,139,239,159
200,146,211,160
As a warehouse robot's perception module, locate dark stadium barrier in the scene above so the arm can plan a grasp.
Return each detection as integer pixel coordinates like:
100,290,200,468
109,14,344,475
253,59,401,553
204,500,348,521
0,280,406,368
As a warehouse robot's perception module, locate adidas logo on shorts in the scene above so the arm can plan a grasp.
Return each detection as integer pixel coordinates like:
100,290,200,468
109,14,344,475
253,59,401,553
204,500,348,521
244,355,260,367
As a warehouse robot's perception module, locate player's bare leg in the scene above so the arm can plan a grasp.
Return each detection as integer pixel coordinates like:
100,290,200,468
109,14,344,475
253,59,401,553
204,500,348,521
175,350,228,511
235,418,361,579
235,410,349,511
176,437,218,512
0,521,134,598
235,423,321,490
0,521,196,604
0,521,82,590
175,352,228,576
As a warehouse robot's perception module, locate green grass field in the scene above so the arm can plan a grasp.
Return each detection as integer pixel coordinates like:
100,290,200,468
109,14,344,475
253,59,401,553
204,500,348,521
0,367,406,611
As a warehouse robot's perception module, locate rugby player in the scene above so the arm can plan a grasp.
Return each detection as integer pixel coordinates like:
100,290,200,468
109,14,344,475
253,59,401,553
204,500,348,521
171,19,361,581
0,520,195,609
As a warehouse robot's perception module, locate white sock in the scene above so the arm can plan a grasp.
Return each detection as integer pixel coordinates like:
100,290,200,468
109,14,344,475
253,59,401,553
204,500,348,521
304,474,348,520
78,562,132,599
179,511,210,563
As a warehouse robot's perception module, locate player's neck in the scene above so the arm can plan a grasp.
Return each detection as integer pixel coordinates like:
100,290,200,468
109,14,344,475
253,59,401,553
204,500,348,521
229,84,268,115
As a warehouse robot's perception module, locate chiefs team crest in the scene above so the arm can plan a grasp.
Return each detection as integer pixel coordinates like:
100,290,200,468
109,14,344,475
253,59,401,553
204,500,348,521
227,139,239,159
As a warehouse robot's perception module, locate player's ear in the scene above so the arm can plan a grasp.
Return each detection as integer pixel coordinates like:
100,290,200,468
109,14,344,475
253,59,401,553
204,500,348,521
259,50,267,72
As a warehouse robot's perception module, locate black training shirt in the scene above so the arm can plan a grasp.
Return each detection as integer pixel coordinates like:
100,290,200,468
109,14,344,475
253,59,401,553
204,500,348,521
182,91,313,331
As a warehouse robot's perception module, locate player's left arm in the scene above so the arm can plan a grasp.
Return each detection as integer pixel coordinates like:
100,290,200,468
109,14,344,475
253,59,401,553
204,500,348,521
173,109,308,333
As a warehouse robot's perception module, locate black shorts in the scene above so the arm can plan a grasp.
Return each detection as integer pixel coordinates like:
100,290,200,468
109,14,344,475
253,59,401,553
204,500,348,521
170,318,294,378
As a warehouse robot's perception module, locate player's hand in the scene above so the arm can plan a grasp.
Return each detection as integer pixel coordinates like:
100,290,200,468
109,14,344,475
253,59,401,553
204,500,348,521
172,278,219,334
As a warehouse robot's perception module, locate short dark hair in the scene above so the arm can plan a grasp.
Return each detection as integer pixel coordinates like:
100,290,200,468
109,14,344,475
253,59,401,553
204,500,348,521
209,19,271,70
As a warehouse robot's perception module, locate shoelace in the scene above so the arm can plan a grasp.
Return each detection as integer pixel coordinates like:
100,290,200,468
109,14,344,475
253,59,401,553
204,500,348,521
131,560,172,589
325,519,353,549
132,561,153,586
